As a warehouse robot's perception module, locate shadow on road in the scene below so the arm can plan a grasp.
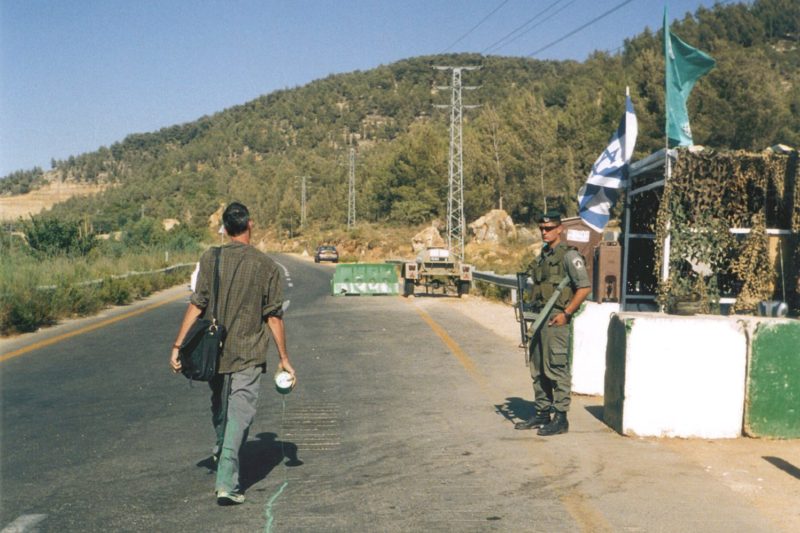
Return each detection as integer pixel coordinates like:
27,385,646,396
584,404,604,422
195,432,303,491
763,456,800,480
497,398,607,425
240,432,303,491
495,397,536,424
407,291,458,299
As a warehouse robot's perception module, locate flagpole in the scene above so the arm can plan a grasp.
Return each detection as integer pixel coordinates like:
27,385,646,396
661,105,672,314
661,149,672,283
661,6,672,311
621,86,632,311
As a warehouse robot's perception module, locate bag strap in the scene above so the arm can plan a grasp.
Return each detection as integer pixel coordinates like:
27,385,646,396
212,247,222,324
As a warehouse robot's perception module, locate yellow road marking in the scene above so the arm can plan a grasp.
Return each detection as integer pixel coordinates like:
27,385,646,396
411,299,614,533
561,492,615,533
0,291,188,363
411,304,493,397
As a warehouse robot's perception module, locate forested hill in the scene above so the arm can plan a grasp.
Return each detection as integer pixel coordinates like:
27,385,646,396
3,0,798,234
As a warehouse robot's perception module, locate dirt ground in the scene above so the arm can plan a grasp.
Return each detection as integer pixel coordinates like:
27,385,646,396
0,181,106,221
447,291,800,532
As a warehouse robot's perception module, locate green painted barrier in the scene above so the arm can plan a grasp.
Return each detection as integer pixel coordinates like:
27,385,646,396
745,320,800,438
331,263,400,296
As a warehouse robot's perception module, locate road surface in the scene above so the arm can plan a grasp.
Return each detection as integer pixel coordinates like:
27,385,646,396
2,254,798,532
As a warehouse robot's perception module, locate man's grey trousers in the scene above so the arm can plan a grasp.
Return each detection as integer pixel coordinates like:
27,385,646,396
209,365,263,493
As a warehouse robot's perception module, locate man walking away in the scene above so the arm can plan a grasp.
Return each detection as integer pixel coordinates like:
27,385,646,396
170,202,296,505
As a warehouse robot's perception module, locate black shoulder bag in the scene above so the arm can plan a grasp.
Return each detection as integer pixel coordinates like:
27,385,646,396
179,247,227,381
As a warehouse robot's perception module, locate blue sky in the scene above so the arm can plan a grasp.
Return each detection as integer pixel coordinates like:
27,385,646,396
0,0,731,177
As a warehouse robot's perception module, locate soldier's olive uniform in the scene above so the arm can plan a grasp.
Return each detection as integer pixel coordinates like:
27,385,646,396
527,242,590,413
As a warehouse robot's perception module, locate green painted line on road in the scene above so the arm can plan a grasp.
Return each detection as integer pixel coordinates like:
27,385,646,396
263,481,288,533
264,396,290,533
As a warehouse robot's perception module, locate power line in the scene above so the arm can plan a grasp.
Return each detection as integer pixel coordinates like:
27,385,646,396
527,0,637,58
442,0,511,53
482,0,564,54
487,0,578,54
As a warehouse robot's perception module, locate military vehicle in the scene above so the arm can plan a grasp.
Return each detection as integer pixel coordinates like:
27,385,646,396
401,247,473,297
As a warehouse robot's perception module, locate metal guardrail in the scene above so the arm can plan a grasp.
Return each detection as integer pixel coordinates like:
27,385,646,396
472,270,519,290
36,262,196,291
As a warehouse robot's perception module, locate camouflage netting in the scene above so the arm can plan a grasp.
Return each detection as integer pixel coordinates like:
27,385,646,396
652,148,799,315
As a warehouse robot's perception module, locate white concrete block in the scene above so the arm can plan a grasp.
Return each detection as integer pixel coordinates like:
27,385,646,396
605,312,747,438
572,302,619,395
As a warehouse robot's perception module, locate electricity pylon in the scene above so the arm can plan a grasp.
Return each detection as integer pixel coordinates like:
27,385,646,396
434,65,480,262
347,148,356,228
301,176,307,227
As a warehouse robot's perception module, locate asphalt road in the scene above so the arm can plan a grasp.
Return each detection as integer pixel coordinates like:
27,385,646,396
0,254,792,532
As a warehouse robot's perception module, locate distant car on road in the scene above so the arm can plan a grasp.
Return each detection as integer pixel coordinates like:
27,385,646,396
314,245,339,263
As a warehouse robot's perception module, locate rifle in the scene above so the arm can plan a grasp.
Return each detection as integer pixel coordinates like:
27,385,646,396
515,272,535,348
523,275,570,367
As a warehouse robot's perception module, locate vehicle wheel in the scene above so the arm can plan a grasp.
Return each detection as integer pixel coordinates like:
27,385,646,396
314,257,320,263
457,280,470,297
403,279,415,297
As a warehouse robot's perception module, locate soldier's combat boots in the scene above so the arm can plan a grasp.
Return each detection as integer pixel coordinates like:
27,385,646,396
514,409,551,430
537,410,568,436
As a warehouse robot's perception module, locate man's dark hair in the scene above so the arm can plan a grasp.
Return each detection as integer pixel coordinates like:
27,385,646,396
223,202,250,236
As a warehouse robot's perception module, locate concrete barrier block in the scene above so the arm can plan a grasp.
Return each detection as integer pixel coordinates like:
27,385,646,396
604,312,747,438
744,319,800,438
572,302,620,395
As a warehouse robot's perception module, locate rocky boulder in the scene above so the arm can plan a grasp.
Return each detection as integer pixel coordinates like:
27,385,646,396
208,204,225,230
162,218,180,231
411,224,446,252
469,209,517,243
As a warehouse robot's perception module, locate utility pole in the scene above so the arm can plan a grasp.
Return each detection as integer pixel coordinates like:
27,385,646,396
434,65,480,262
347,147,356,228
301,175,307,228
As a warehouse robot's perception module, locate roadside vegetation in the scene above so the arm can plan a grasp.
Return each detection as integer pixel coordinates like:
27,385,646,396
0,216,203,335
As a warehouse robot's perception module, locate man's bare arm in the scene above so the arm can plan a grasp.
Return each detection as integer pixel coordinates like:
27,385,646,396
548,287,591,327
267,315,296,377
169,303,203,373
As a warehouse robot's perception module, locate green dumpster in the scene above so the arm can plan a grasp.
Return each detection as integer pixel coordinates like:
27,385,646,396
332,263,400,296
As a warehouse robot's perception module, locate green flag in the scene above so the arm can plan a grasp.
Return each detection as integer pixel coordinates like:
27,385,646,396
664,7,716,147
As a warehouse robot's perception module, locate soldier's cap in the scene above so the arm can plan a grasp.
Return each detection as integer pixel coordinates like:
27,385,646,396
537,209,562,225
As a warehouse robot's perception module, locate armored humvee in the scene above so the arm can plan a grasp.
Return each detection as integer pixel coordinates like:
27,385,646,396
401,247,473,297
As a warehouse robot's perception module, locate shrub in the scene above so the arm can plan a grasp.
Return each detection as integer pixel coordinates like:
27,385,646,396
97,278,132,306
22,216,96,257
0,289,56,334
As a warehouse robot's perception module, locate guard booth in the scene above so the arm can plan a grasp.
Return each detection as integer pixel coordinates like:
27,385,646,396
621,146,799,314
560,216,622,303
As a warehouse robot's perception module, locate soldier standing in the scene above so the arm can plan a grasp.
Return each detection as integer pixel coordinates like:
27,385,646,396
515,210,591,436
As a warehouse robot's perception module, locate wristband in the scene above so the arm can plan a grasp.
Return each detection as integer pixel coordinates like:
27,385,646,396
563,311,572,320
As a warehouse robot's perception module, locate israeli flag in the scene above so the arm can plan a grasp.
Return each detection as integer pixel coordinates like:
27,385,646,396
578,90,637,232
